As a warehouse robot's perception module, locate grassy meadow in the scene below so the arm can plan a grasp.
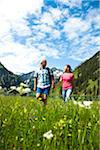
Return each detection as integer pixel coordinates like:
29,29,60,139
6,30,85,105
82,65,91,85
0,94,100,150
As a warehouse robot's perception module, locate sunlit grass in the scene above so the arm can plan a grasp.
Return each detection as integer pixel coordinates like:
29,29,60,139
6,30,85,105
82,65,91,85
0,96,99,150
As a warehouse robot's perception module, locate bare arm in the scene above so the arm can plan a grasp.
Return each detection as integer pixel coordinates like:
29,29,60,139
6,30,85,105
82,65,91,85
33,78,37,91
59,78,62,82
51,76,55,88
59,74,63,82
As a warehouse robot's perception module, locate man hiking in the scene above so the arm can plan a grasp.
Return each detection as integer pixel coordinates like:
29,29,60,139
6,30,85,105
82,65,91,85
34,58,55,105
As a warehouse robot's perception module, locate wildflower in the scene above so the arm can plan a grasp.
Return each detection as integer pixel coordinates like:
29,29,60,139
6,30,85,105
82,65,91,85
78,129,81,138
72,100,78,105
20,138,24,142
59,119,65,124
85,106,91,109
83,101,93,107
37,143,40,147
73,100,93,109
3,118,7,123
32,126,35,129
54,126,57,129
97,120,100,125
88,122,92,128
78,129,81,134
60,126,63,130
43,130,53,140
38,97,42,101
15,136,18,141
77,102,84,108
34,118,37,121
42,117,46,121
69,119,72,124
24,107,27,113
68,133,71,137
64,115,67,119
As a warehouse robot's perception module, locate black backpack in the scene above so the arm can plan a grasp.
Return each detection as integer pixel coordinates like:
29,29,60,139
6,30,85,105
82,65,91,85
46,67,52,85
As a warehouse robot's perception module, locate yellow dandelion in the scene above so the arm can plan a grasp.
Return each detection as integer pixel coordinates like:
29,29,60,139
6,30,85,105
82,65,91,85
42,117,46,121
35,117,38,121
59,119,65,124
68,133,71,137
37,143,40,147
38,97,42,101
78,129,81,133
54,126,57,129
97,120,100,125
24,108,27,113
20,138,24,142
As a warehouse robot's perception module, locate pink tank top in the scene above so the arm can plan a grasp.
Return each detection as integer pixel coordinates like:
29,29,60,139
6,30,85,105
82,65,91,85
60,73,74,90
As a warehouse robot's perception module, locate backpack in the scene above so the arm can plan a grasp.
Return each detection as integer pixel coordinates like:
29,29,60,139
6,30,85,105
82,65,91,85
46,67,52,85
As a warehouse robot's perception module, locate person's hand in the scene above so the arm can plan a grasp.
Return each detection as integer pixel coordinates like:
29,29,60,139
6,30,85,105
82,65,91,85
52,84,55,89
33,87,36,92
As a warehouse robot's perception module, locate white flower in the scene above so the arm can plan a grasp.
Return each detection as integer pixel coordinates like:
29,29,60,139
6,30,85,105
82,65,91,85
43,130,53,140
78,102,85,108
73,100,93,109
83,101,93,107
32,126,35,129
72,100,78,105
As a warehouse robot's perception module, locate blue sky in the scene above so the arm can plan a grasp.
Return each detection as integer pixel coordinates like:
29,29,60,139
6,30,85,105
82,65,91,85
0,0,99,73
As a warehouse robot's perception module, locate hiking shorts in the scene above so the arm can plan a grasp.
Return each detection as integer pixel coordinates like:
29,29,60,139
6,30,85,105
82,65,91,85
36,87,50,95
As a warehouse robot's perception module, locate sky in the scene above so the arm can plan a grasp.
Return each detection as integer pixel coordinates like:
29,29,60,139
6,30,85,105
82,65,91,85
0,0,100,74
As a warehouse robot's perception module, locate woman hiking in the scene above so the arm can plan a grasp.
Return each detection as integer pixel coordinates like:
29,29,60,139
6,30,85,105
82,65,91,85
60,65,74,102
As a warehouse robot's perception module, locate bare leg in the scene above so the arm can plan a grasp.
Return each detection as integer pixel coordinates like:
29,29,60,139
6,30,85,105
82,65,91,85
43,94,47,105
36,93,41,99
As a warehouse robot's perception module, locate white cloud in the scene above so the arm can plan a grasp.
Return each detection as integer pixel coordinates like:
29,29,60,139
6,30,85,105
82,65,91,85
58,0,82,8
40,12,54,26
52,29,61,38
63,17,90,39
0,0,62,73
11,20,32,36
63,8,100,61
0,0,43,20
34,43,60,59
0,0,43,37
0,0,44,73
0,39,42,73
50,8,62,20
0,0,99,73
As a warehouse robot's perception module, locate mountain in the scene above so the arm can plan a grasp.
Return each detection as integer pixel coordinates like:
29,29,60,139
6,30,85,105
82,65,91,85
20,72,35,89
0,62,21,88
0,62,62,89
73,51,100,96
0,51,99,95
20,68,63,87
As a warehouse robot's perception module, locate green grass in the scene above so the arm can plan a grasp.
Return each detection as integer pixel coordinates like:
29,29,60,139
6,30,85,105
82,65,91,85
0,96,99,150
